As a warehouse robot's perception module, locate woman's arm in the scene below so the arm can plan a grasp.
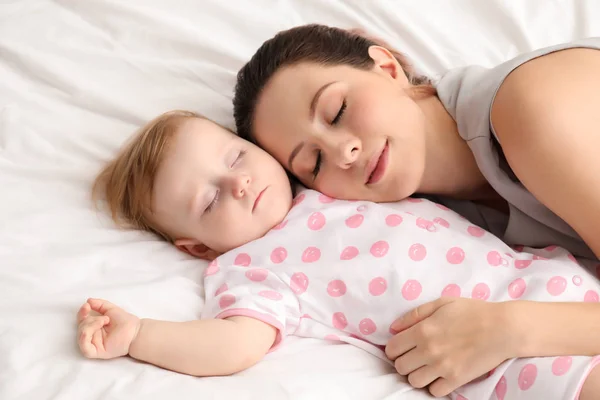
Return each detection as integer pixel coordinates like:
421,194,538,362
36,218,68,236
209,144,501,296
385,298,600,397
509,301,600,358
77,298,276,376
491,47,600,258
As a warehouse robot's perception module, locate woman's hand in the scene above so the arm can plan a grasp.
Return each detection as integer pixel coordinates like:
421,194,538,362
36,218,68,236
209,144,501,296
385,297,517,397
77,298,141,360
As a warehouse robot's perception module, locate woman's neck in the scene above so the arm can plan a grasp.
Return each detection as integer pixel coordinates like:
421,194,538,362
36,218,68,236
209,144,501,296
415,95,493,201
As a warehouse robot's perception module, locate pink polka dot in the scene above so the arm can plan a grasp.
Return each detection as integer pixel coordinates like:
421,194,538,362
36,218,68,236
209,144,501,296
441,283,461,298
552,356,572,376
270,247,288,264
407,197,423,203
370,241,389,258
215,283,228,296
546,276,567,296
487,251,507,267
307,212,326,231
433,217,450,228
318,194,335,203
495,376,507,400
357,205,368,212
568,254,579,265
514,260,532,269
327,280,347,297
545,245,557,252
272,219,288,230
467,225,485,237
505,252,514,259
292,193,305,206
471,283,491,301
234,253,251,267
385,214,403,227
416,217,437,232
290,272,309,295
324,334,340,341
301,314,312,319
332,312,348,329
359,318,377,335
340,246,359,260
533,255,547,261
409,243,427,261
245,268,269,282
302,246,321,263
259,290,283,301
204,260,219,276
508,278,527,299
345,214,364,228
513,245,524,252
369,277,388,296
436,203,450,211
518,363,537,391
402,280,422,301
446,247,465,264
572,275,582,286
219,294,236,309
585,290,599,303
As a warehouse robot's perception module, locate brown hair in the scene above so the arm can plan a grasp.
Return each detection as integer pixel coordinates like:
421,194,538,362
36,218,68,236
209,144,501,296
233,24,435,143
92,110,202,241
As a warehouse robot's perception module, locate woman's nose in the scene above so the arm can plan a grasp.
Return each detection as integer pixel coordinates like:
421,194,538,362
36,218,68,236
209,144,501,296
323,135,362,169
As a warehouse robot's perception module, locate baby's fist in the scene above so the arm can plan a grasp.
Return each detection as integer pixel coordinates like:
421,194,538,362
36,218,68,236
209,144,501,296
77,298,140,360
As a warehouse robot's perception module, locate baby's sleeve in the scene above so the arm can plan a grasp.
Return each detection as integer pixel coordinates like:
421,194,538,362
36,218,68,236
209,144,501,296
202,266,301,350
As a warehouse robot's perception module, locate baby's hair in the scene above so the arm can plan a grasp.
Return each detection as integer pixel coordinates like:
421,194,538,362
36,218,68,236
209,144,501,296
92,110,202,242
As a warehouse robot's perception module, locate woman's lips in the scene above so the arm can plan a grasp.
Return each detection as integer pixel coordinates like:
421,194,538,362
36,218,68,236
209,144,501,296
365,141,389,185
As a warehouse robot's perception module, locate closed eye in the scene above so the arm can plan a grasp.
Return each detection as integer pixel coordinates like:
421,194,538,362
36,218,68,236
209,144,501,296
205,190,220,214
230,150,247,168
312,150,322,180
331,100,346,125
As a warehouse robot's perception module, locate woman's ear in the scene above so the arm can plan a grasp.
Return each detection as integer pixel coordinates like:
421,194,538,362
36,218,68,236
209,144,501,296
175,239,221,261
368,45,409,84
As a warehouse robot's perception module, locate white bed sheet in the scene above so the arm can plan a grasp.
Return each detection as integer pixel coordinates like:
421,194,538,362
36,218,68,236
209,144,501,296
1,1,599,399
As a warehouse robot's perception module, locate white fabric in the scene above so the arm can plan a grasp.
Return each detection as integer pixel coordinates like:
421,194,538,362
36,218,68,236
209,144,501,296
2,1,600,399
204,188,600,399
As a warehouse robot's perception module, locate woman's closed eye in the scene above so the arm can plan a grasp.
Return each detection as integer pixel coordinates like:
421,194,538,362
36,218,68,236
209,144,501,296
331,100,346,125
312,150,322,180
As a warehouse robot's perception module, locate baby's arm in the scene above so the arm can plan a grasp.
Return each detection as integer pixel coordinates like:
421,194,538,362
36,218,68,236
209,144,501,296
77,298,276,376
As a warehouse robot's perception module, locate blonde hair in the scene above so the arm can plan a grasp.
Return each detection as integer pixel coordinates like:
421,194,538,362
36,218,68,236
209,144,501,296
92,110,202,241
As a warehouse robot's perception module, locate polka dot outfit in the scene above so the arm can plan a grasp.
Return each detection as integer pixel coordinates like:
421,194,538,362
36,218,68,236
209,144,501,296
202,189,600,399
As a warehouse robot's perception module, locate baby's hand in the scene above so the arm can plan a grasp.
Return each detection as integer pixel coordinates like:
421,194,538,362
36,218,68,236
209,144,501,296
77,298,140,360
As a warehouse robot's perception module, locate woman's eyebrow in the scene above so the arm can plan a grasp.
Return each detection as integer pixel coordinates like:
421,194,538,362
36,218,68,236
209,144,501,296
310,81,337,119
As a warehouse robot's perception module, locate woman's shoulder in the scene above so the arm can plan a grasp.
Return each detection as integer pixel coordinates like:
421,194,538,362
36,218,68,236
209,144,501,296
437,37,600,141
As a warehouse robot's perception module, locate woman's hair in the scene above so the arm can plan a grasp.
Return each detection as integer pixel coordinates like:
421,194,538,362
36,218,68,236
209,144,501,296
92,110,202,242
233,23,435,143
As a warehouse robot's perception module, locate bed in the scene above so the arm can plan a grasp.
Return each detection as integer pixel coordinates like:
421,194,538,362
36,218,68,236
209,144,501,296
2,1,600,399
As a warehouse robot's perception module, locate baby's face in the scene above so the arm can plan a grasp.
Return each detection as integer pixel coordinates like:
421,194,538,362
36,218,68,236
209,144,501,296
152,118,293,258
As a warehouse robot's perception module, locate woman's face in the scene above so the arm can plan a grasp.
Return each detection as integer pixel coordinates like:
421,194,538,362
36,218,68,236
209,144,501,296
252,46,428,203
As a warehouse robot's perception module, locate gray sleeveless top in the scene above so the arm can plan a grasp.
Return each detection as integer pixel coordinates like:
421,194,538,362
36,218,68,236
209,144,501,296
432,37,600,260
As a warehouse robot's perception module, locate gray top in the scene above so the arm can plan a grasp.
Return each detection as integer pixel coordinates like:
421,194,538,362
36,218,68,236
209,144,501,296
433,37,600,260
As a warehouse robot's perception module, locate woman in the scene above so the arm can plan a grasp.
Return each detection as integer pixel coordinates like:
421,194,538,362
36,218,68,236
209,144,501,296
232,24,600,397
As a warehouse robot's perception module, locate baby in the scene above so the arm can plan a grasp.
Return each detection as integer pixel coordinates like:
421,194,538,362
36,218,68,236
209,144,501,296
81,111,600,400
